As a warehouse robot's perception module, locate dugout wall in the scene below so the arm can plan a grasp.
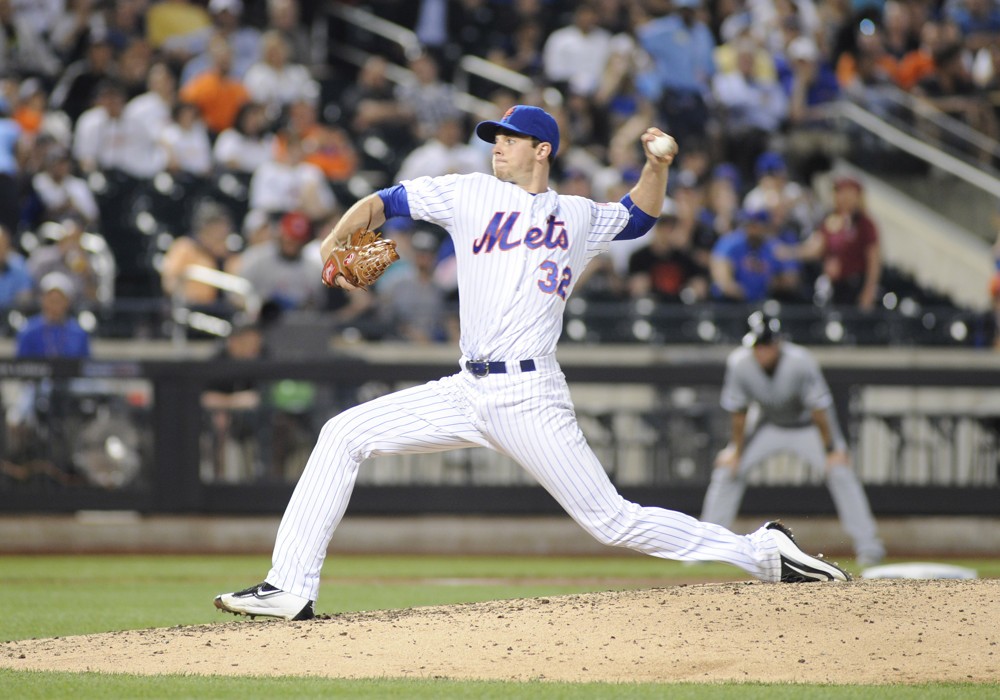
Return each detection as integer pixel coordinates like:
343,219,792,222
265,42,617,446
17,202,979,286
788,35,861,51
0,349,997,516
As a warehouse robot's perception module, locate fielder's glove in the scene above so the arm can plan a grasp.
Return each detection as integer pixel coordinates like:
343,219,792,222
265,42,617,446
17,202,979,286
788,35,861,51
321,228,400,290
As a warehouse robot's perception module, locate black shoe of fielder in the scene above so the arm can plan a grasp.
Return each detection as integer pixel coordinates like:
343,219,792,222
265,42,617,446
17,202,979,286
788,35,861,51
765,521,852,583
214,582,315,620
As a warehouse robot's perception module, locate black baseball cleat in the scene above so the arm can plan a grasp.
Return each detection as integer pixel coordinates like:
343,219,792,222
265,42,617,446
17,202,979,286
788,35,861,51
214,582,315,620
765,521,852,583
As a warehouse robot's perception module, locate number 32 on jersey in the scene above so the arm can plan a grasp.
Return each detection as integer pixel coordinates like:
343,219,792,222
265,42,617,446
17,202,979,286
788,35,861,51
538,261,572,299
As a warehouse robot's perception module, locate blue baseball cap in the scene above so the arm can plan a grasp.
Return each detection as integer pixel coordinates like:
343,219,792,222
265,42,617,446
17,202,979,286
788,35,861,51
476,105,560,157
741,206,771,224
712,162,742,191
755,151,786,176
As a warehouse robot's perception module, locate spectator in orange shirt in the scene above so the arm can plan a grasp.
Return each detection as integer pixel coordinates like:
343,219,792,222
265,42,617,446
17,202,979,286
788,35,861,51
896,21,948,91
179,33,248,135
160,200,241,307
272,98,358,183
836,26,900,90
12,79,44,135
881,0,918,61
8,79,71,153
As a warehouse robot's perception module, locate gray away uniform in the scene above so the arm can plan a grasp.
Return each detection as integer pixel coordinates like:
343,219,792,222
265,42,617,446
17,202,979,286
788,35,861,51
700,341,885,565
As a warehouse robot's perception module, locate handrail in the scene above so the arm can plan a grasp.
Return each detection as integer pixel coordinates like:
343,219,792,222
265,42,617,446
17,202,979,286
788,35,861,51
834,99,1000,199
170,265,261,348
452,92,500,122
453,54,535,96
329,44,497,121
873,85,1000,161
326,3,518,120
332,44,414,85
327,3,422,60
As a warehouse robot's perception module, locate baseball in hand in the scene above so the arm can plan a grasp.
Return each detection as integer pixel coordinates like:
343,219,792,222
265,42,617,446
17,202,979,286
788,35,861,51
648,134,677,158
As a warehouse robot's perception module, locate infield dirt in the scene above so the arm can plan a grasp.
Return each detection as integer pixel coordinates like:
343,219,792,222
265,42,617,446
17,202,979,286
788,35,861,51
2,579,998,684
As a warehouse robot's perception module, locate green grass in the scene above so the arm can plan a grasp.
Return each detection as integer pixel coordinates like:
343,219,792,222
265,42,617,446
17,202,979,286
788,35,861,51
2,671,997,700
0,553,749,641
0,669,998,700
1,554,998,698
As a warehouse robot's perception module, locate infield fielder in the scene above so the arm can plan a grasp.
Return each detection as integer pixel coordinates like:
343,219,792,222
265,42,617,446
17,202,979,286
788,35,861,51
700,312,885,566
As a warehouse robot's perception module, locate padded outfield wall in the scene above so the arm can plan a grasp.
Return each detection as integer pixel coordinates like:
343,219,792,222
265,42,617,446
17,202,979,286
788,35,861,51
0,343,997,521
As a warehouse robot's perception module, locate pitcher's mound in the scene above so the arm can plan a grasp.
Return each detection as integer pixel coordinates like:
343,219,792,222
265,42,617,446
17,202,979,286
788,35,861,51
2,579,998,684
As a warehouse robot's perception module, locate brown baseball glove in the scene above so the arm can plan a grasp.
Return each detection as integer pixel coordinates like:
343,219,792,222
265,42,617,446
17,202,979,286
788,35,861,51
321,228,400,290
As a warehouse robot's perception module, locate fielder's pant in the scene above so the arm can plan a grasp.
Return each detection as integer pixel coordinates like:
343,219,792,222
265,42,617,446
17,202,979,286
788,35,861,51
266,356,783,601
700,422,885,564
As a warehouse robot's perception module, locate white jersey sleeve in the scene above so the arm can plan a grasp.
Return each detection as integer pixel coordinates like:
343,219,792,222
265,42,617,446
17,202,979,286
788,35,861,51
400,173,461,231
585,199,631,260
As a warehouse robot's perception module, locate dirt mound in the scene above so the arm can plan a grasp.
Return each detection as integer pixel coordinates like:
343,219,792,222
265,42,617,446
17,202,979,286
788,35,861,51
3,579,998,684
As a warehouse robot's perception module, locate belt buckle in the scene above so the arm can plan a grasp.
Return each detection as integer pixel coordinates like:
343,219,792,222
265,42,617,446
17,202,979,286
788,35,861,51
469,359,489,377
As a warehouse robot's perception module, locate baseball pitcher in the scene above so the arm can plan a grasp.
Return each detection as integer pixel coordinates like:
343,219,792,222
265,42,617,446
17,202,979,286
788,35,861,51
215,106,850,621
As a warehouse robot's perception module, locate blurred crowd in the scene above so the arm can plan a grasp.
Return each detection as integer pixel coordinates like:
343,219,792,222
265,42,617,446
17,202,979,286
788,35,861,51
0,0,997,356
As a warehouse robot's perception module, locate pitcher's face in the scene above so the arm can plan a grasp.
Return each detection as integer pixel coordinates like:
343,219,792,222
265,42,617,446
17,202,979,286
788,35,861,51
491,133,547,185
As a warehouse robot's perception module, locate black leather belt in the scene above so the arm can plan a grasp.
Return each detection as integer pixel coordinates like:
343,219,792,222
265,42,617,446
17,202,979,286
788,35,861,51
465,359,536,377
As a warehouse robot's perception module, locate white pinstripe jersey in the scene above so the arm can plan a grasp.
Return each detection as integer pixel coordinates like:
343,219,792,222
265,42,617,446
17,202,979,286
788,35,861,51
403,172,631,360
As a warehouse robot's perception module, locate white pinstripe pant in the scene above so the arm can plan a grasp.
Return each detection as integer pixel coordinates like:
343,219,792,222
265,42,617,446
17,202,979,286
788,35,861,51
267,357,782,600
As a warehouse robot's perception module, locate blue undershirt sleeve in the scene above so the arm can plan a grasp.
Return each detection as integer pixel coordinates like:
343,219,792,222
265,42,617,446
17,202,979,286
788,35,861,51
613,193,657,241
377,185,411,219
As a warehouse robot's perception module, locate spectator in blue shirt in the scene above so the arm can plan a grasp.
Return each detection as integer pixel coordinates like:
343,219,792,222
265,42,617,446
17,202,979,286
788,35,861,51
177,0,262,86
709,208,801,302
15,271,90,358
947,0,1000,50
0,225,33,309
778,36,841,122
776,34,846,182
0,100,23,233
0,105,20,176
636,0,716,145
